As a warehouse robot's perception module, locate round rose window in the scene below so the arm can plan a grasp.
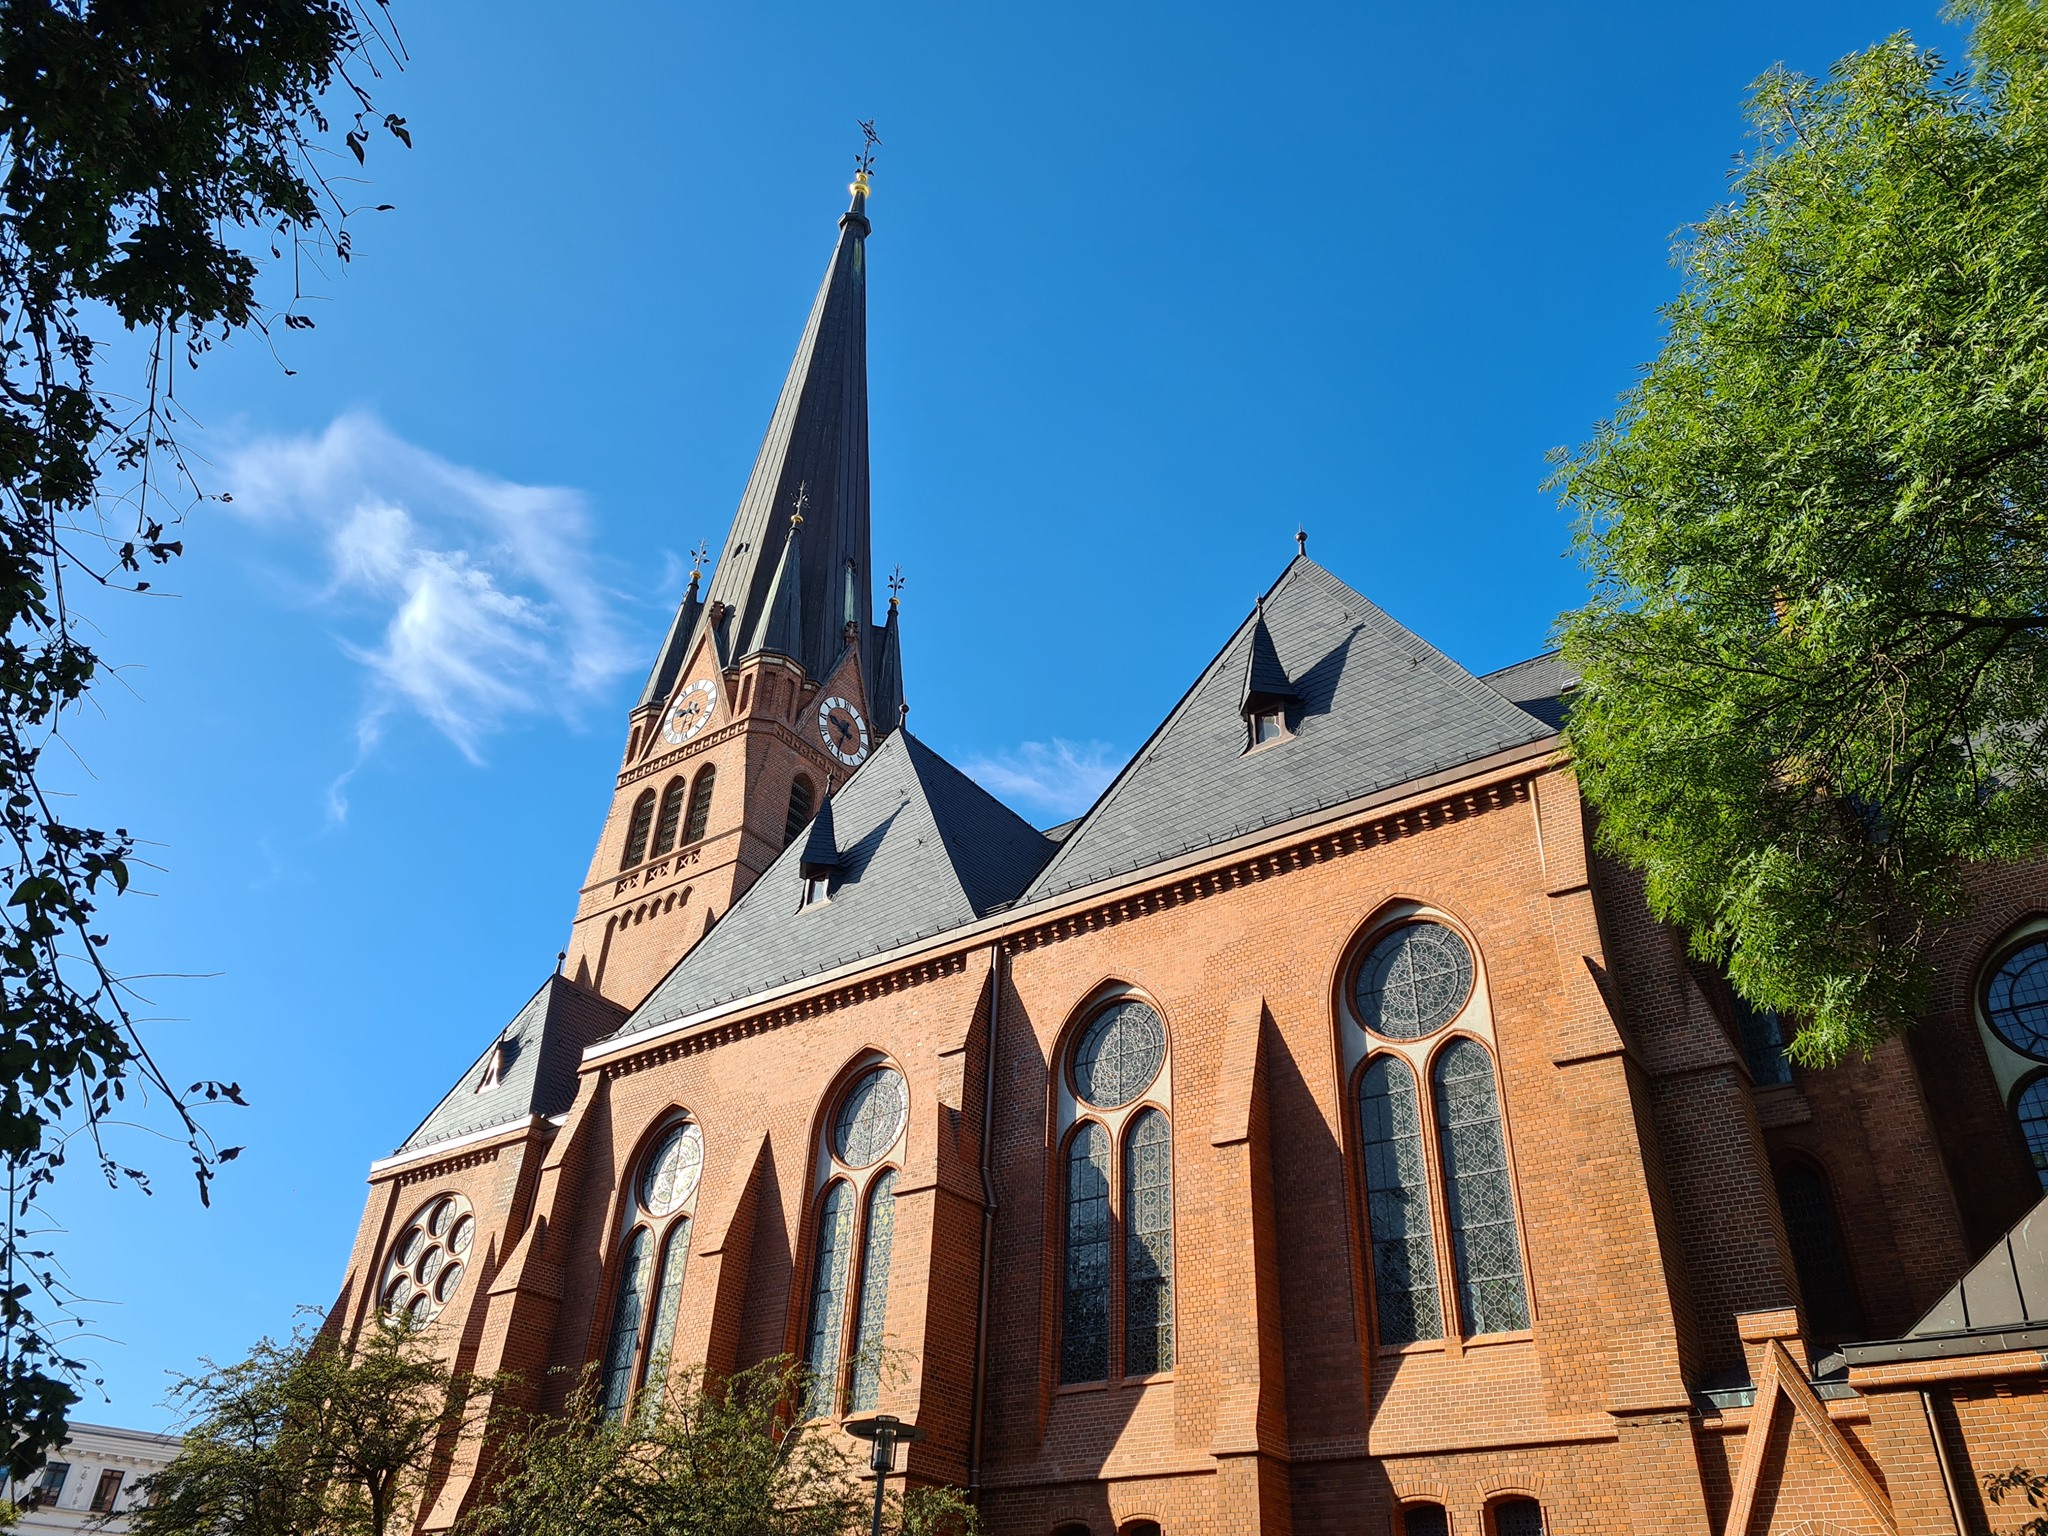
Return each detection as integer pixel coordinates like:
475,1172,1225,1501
1354,921,1475,1040
639,1120,705,1216
833,1066,907,1167
381,1194,475,1322
1073,1000,1166,1109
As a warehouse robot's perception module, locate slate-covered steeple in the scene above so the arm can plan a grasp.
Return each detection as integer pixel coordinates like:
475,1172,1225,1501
637,568,704,710
700,175,874,685
746,513,807,662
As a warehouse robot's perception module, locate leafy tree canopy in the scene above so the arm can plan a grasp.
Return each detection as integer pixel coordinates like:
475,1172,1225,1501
130,1315,495,1536
465,1358,977,1536
1554,0,2048,1063
0,0,402,1478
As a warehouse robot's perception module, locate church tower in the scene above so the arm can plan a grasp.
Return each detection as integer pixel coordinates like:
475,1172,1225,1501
564,169,904,1009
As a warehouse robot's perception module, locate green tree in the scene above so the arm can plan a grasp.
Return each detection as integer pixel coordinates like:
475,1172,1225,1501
1554,0,2048,1063
465,1358,977,1536
129,1315,493,1536
0,0,405,1478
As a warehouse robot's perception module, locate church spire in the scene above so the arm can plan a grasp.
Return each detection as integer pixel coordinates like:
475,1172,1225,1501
747,511,807,662
697,168,874,685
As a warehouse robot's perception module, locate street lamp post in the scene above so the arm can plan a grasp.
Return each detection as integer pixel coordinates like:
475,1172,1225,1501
843,1414,925,1536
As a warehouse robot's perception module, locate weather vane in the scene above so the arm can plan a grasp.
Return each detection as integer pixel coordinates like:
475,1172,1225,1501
855,118,882,176
689,540,709,577
888,564,905,601
791,481,810,525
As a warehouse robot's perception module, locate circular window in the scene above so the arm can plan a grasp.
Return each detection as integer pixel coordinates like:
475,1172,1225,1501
1354,921,1475,1039
834,1066,907,1167
639,1120,705,1216
1988,938,2048,1059
1073,999,1166,1109
381,1194,475,1324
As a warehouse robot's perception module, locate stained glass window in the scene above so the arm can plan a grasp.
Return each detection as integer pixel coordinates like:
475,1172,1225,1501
802,1181,856,1416
1989,939,2048,1059
848,1170,898,1411
1776,1162,1864,1341
1073,1001,1166,1109
1061,1122,1112,1382
1732,995,1793,1086
2017,1077,2048,1190
621,789,656,871
640,1121,704,1216
600,1226,655,1418
380,1195,475,1325
1401,1505,1450,1536
1356,923,1474,1040
1124,1109,1175,1375
1493,1499,1545,1536
1433,1039,1529,1335
637,1218,690,1409
682,766,716,846
652,777,686,856
835,1067,907,1167
1358,1056,1443,1344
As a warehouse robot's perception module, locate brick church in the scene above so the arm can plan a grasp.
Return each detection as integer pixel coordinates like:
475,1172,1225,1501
332,169,2048,1535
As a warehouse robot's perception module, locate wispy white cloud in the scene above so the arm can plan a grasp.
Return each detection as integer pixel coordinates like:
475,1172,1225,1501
225,413,636,808
960,739,1125,823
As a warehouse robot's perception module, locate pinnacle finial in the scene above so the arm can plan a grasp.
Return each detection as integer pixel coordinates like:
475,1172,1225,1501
887,564,905,609
687,539,709,589
1295,526,1308,555
791,482,809,529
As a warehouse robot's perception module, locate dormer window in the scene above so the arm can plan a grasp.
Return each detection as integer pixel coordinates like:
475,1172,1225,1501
802,873,832,909
1239,601,1298,754
477,1037,512,1092
1250,706,1287,747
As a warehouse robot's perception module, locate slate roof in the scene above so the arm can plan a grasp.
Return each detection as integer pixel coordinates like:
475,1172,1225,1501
1481,650,1578,732
1022,557,1560,903
616,729,1058,1039
396,974,626,1155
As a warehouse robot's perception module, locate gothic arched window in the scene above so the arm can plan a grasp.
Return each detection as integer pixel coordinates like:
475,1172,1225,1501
1358,1055,1442,1345
847,1169,898,1411
600,1118,705,1418
784,776,815,849
802,1179,856,1416
2017,1075,2048,1190
1058,996,1173,1384
801,1062,909,1418
1433,1038,1529,1336
1123,1109,1174,1375
652,777,686,857
1061,1121,1112,1383
1775,1160,1864,1341
621,789,657,870
682,765,716,846
600,1226,654,1416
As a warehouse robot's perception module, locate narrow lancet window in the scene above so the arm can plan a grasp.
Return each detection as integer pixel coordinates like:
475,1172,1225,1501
652,777,686,856
639,1218,691,1409
802,1180,856,1415
621,789,657,870
683,765,716,845
847,1169,898,1411
2019,1076,2048,1190
600,1226,655,1418
784,776,815,849
1432,1039,1529,1335
1359,1055,1443,1344
1123,1108,1175,1374
1060,1122,1112,1382
1776,1161,1864,1340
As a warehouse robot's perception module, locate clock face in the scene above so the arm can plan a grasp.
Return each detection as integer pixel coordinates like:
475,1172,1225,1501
817,695,870,767
662,679,717,745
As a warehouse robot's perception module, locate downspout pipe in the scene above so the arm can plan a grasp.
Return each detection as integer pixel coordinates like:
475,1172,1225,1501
967,942,1002,1498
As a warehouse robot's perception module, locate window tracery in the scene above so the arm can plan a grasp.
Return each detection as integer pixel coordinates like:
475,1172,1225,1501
1358,1056,1441,1344
379,1194,475,1324
1354,921,1474,1040
1057,995,1173,1384
801,1060,909,1417
2018,1075,2048,1190
1988,936,2048,1059
1433,1039,1529,1335
600,1116,706,1418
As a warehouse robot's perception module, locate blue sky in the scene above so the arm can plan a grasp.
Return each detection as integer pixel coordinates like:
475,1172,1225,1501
53,0,1952,1426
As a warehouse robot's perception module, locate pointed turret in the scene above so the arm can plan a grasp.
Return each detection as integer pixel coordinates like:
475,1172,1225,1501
700,174,875,683
869,594,904,740
746,515,807,661
637,568,704,711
